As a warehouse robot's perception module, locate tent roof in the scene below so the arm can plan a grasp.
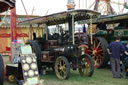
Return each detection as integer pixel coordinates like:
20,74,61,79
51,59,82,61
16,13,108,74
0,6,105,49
0,0,15,13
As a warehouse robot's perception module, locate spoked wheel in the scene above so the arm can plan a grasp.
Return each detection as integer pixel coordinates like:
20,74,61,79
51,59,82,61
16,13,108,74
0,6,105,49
87,37,109,68
79,54,94,77
55,56,70,80
0,55,5,85
26,40,41,71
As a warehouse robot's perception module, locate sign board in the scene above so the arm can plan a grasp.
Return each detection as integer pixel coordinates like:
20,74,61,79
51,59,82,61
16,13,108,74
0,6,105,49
27,77,38,85
21,45,32,54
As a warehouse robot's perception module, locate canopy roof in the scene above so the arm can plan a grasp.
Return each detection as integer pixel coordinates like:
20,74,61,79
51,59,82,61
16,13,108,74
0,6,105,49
19,9,100,26
0,0,15,13
80,13,128,24
96,13,128,24
0,15,40,28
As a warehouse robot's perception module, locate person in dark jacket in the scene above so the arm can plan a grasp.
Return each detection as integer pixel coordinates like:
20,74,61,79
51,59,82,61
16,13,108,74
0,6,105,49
107,36,128,78
121,42,128,78
122,42,128,61
33,32,36,40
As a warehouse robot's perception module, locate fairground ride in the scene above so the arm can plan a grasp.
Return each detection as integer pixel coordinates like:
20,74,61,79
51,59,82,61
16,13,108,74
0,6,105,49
88,0,128,15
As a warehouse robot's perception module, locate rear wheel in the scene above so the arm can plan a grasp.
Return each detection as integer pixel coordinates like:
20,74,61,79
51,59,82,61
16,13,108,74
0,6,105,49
86,37,109,68
0,55,5,85
26,40,41,71
79,54,94,77
55,56,70,80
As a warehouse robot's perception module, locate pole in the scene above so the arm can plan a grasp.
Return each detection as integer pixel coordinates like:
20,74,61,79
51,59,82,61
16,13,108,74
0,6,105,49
79,0,80,9
29,24,32,40
45,24,48,40
90,15,93,44
10,7,17,63
38,24,41,37
72,14,75,45
86,0,87,9
21,0,29,19
11,7,17,42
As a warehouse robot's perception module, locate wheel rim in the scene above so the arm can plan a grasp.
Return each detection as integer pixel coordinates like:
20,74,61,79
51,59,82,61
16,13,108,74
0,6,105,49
87,37,106,68
55,57,68,79
79,55,92,76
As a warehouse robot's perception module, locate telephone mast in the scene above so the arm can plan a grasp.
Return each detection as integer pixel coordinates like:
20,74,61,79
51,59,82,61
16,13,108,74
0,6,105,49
67,0,76,10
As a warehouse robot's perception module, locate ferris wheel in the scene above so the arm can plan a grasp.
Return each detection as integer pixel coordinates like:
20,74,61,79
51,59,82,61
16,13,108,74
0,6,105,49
88,0,128,15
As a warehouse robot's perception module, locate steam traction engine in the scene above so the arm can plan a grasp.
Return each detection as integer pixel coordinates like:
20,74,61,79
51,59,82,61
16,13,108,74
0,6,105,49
94,13,128,74
81,13,128,70
20,9,100,79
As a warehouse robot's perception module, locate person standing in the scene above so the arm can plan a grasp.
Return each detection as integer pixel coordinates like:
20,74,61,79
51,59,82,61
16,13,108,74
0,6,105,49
121,42,128,78
107,36,128,78
122,42,128,61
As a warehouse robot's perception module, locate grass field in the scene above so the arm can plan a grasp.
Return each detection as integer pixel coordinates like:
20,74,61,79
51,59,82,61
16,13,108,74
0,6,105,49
3,56,128,85
4,68,128,85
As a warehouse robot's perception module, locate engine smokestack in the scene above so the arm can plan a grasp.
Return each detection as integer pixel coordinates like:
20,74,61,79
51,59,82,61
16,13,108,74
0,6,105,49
67,0,75,10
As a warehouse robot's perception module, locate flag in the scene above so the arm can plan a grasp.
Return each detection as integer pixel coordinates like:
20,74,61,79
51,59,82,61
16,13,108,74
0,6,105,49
83,24,86,33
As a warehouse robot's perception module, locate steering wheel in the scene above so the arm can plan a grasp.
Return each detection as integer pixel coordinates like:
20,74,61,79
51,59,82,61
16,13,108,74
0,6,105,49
52,33,60,39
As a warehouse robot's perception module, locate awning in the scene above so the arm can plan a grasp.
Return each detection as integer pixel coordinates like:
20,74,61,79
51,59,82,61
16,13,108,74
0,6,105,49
0,0,15,13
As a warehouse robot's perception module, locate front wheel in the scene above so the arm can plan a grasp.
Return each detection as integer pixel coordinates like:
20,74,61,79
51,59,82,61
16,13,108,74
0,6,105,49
79,54,94,77
26,40,41,71
55,56,70,80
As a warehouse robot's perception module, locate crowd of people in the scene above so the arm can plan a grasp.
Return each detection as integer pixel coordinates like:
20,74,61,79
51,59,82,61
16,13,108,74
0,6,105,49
107,36,128,78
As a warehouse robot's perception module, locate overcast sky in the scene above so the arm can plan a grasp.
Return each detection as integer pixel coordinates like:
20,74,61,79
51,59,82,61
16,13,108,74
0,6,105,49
16,0,67,16
16,0,128,16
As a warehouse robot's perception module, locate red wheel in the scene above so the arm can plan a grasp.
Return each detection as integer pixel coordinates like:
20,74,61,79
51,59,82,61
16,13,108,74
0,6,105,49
0,55,5,85
86,37,109,68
